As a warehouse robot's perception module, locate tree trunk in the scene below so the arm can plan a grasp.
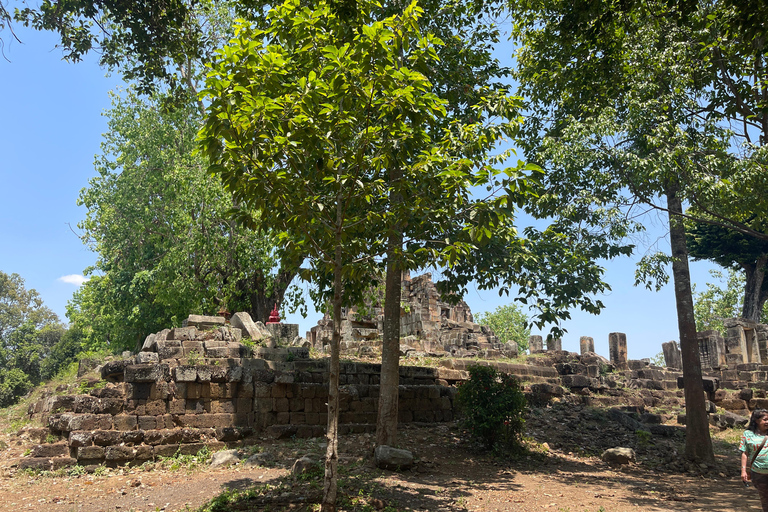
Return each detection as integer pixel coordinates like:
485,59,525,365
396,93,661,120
377,245,402,447
247,269,296,323
742,253,768,322
322,220,343,512
666,184,714,463
377,165,404,448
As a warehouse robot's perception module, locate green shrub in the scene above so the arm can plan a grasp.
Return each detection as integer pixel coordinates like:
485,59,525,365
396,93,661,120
456,364,526,452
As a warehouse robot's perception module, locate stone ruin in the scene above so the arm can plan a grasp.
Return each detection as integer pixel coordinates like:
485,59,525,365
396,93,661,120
306,272,519,359
16,301,768,471
660,318,768,371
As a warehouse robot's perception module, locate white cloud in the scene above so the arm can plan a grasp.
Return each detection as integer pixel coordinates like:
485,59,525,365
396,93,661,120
58,274,89,286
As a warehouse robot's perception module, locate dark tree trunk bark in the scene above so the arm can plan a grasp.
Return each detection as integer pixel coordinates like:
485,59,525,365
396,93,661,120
666,184,714,463
247,269,296,323
742,253,768,322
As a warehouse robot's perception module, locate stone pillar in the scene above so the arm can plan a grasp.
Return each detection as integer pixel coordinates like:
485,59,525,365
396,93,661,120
529,335,543,353
608,332,627,367
580,336,594,354
661,340,682,369
547,337,562,351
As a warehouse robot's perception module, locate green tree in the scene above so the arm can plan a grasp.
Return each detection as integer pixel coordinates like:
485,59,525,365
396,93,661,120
199,0,537,506
693,268,768,335
687,221,768,322
75,89,297,352
0,271,65,405
475,304,530,352
505,0,768,463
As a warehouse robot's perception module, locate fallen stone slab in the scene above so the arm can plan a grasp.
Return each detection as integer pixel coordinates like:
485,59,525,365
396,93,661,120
184,315,226,329
374,445,414,471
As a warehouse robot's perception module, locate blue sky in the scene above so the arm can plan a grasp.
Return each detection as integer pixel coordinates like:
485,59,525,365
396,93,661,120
0,24,723,361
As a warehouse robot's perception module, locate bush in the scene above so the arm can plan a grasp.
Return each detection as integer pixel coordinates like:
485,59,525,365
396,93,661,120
456,364,526,452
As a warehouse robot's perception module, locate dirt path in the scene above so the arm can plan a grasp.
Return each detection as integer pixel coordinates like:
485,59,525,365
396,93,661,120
0,403,759,512
0,454,758,512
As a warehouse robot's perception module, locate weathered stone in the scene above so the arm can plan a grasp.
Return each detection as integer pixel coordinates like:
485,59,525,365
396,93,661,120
68,431,93,448
291,455,318,475
92,430,122,446
135,352,159,364
374,445,414,470
183,315,226,329
30,442,69,458
168,326,198,341
231,312,271,341
580,336,595,354
529,335,544,353
662,340,682,369
174,366,198,382
125,364,166,383
77,445,106,460
245,452,274,467
608,332,627,367
141,333,157,352
101,360,132,382
601,447,635,465
157,341,184,360
105,445,135,461
210,449,241,467
144,429,183,446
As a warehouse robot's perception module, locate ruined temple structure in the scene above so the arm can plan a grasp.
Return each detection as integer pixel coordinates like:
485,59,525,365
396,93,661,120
662,318,768,371
306,272,519,359
19,310,768,471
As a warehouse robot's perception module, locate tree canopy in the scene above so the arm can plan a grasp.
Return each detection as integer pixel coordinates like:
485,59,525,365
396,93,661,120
74,89,297,352
475,304,530,352
0,271,69,406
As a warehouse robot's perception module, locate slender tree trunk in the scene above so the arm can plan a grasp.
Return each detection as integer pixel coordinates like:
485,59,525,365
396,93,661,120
377,166,404,448
666,184,714,463
322,218,343,511
377,243,402,447
742,253,768,322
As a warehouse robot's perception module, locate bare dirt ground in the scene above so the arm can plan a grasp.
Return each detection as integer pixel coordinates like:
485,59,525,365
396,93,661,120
0,401,760,512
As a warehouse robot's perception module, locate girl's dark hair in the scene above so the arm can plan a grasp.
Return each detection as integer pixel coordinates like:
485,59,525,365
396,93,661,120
748,409,768,432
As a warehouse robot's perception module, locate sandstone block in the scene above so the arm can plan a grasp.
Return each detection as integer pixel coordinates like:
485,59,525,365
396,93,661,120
183,315,226,329
135,445,154,460
68,431,93,448
168,326,198,341
125,364,166,383
92,430,121,446
135,352,159,364
231,312,271,341
105,445,135,462
101,360,132,382
77,445,105,460
138,416,159,430
141,333,158,352
182,340,205,356
210,401,236,414
154,444,180,457
145,400,167,415
113,414,138,431
31,442,69,458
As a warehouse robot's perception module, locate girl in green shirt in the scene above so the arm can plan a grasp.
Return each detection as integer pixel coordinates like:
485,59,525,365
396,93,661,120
741,409,768,511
